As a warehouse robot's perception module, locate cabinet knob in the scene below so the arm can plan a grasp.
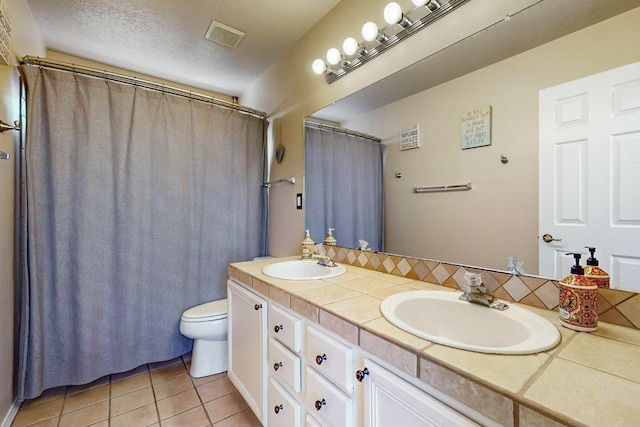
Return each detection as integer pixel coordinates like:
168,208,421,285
315,354,327,365
315,398,326,411
274,404,283,414
356,367,370,382
274,324,283,333
254,303,262,310
273,362,283,371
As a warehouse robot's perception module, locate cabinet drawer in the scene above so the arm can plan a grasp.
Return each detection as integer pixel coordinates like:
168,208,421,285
270,304,302,352
269,338,301,393
306,326,354,393
305,415,322,427
269,378,302,427
305,367,353,427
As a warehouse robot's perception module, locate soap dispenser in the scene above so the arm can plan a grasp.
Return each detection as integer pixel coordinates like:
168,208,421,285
558,253,598,332
301,230,315,259
324,228,336,246
584,246,610,289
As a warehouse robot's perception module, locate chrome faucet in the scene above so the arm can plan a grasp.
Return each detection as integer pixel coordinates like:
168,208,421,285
312,243,337,267
459,272,509,311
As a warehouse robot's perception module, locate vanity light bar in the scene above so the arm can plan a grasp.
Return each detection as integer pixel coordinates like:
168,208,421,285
317,0,471,84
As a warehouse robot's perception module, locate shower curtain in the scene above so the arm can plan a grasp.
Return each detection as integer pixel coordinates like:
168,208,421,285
304,125,384,252
17,65,267,400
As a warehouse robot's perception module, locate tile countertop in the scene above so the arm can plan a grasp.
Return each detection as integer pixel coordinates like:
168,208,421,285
228,257,640,427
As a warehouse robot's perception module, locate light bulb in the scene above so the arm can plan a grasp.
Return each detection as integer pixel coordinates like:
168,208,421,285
312,59,327,75
411,0,428,6
362,21,379,42
384,2,403,25
326,48,342,66
343,37,359,56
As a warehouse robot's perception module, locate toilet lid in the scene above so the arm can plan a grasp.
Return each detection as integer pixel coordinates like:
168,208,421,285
182,299,228,320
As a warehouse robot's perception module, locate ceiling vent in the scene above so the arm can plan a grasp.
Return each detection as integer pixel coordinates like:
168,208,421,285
205,21,245,49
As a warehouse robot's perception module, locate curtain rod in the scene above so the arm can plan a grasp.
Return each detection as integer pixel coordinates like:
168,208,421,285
304,119,382,143
21,56,267,120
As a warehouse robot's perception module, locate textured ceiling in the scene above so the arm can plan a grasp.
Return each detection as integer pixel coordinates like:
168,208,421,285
26,0,341,96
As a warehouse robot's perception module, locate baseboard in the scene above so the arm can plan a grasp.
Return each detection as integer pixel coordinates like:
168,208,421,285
1,399,20,427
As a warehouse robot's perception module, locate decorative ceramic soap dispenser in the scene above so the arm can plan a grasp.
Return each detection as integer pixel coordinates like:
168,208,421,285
584,246,610,289
559,253,598,332
301,230,314,259
324,228,336,246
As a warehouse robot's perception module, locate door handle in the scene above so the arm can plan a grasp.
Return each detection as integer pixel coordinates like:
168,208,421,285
542,234,562,243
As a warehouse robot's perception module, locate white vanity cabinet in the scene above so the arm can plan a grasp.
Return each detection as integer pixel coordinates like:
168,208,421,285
228,276,479,427
359,359,479,427
227,279,268,424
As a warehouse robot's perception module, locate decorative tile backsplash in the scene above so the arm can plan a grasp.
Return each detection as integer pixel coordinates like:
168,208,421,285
326,246,640,330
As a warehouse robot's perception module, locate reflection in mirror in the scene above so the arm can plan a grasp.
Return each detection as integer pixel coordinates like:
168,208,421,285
303,121,383,252
306,1,640,292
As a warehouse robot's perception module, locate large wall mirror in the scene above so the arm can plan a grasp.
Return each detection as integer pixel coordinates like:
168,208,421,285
305,0,640,292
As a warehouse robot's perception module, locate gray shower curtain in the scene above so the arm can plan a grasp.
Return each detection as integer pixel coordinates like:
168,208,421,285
17,65,267,400
304,125,383,252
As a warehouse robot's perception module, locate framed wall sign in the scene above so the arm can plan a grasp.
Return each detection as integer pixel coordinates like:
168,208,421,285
461,106,492,149
400,123,420,151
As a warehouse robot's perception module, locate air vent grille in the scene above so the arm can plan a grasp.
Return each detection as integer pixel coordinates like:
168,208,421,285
204,20,245,49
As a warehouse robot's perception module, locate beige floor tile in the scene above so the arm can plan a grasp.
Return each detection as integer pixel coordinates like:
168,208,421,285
150,362,188,384
12,399,63,427
191,371,226,387
110,364,148,382
212,408,260,427
19,387,66,410
160,405,210,427
66,375,110,396
14,416,59,427
62,383,110,413
196,376,236,403
110,386,155,417
111,371,152,397
149,357,184,371
153,374,194,400
58,400,109,427
87,420,109,427
157,388,201,420
204,391,249,424
109,402,158,427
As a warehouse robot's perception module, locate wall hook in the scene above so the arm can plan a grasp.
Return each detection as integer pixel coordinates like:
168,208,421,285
0,120,21,133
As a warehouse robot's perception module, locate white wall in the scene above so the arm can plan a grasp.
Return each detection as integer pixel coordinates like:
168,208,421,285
0,0,44,423
342,7,640,273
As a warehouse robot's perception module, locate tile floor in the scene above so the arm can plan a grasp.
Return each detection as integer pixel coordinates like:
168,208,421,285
11,353,261,427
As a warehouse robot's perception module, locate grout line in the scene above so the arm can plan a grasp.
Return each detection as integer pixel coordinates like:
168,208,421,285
146,363,162,426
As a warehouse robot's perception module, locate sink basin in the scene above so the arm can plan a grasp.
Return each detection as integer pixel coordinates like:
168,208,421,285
380,290,560,354
262,260,347,280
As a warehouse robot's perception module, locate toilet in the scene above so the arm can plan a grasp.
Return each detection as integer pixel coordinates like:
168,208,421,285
179,298,228,378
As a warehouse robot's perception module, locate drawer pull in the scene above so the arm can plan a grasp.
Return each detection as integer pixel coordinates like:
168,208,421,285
315,354,327,365
274,324,283,333
273,362,283,371
315,398,326,411
356,367,370,382
274,404,283,414
254,303,262,310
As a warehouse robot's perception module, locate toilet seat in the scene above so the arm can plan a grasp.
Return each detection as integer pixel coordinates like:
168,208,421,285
181,299,228,323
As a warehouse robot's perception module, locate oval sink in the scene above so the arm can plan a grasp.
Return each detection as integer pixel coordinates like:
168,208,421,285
262,260,346,280
380,290,560,354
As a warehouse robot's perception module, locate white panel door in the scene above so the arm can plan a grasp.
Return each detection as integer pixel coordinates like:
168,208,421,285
539,62,640,291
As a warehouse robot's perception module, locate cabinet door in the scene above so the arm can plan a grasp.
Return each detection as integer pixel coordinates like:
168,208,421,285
306,326,354,393
227,279,268,424
362,359,478,427
269,378,302,427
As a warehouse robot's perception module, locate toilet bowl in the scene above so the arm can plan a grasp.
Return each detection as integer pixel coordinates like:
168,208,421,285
179,298,228,378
